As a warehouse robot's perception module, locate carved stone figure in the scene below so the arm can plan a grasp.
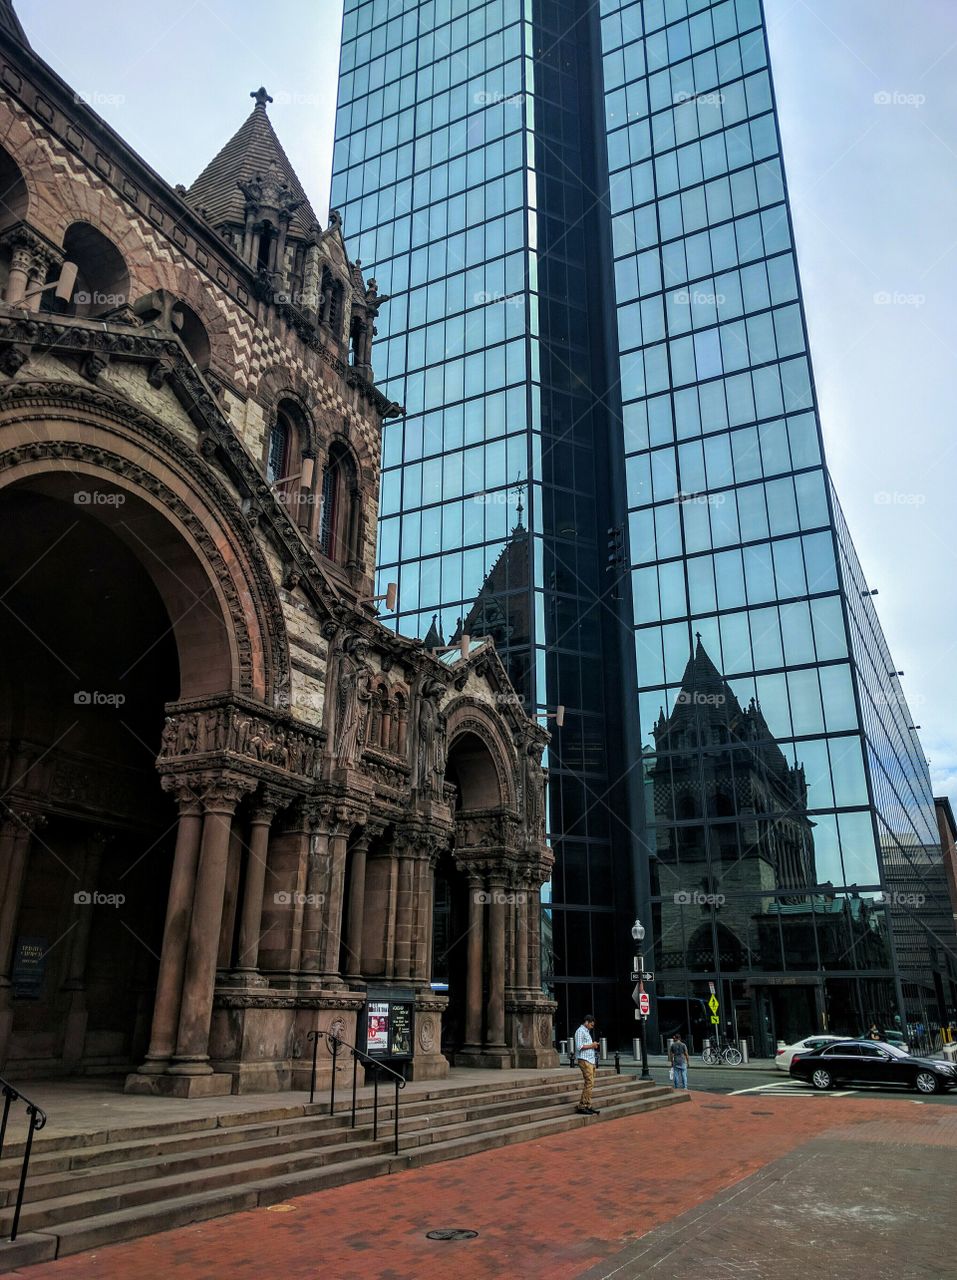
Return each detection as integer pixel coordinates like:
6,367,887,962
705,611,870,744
335,640,373,764
160,716,178,756
416,687,447,793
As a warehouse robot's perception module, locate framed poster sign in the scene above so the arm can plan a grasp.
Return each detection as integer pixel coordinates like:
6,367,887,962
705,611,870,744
389,1002,413,1058
12,937,46,999
366,1001,390,1054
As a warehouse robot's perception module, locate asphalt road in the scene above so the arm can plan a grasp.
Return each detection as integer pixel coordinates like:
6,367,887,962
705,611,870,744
636,1062,957,1105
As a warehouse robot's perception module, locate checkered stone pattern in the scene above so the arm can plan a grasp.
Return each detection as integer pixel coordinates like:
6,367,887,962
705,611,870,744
0,92,384,496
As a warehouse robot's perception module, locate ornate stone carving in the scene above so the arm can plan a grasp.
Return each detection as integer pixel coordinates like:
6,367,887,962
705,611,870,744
157,700,323,783
418,1016,435,1053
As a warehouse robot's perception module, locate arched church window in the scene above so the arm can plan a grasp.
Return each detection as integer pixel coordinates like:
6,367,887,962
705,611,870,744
47,222,130,318
318,441,358,565
266,416,289,485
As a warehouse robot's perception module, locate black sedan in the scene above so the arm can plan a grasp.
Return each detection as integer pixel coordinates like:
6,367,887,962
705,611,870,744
789,1039,957,1094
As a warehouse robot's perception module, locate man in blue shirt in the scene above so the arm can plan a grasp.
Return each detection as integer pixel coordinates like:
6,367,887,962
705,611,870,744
574,1015,601,1114
668,1032,689,1090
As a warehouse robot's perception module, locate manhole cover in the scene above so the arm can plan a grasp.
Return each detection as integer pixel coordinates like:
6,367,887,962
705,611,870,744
426,1229,479,1241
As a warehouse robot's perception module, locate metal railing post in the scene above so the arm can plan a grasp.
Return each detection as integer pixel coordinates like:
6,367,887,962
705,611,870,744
351,1052,358,1128
10,1107,39,1242
394,1077,400,1155
373,1067,379,1141
0,1078,47,1243
0,1085,12,1158
308,1031,319,1106
330,1036,339,1116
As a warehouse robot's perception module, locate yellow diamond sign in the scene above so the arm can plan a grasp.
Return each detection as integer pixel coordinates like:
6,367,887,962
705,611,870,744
708,995,719,1013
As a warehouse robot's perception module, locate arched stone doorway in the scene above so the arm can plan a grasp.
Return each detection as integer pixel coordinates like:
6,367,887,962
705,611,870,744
0,484,180,1073
435,714,557,1069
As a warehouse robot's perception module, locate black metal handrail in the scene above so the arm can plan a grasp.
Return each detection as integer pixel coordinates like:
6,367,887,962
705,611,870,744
0,1078,47,1243
306,1030,406,1155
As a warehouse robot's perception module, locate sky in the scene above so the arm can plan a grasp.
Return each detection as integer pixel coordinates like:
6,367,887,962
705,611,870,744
14,0,957,807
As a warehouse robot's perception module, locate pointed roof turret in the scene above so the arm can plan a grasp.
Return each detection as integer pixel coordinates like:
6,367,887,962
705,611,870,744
0,0,29,45
185,87,318,239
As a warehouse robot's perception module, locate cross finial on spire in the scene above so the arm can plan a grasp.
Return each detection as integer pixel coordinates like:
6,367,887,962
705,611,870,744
251,87,273,109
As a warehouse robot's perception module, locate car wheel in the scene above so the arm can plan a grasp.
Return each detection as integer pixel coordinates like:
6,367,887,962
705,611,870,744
811,1068,833,1090
914,1071,939,1095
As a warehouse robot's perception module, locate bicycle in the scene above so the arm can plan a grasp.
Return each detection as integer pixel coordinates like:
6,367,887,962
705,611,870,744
701,1039,743,1066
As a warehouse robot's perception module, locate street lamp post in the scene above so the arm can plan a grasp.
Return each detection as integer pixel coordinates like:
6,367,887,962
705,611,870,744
631,918,650,1080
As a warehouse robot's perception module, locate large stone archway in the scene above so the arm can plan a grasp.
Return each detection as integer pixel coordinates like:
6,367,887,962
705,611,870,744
436,702,557,1070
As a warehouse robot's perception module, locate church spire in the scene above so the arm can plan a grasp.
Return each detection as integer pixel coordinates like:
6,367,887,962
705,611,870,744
184,87,318,247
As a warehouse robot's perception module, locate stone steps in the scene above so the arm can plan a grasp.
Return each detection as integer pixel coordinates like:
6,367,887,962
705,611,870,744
0,1071,687,1271
0,1076,645,1209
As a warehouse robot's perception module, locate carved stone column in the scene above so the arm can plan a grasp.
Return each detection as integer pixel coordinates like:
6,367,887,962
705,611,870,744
0,811,45,1069
299,812,330,976
131,780,203,1079
344,827,376,980
529,886,542,989
234,790,283,980
61,829,110,1068
394,837,416,982
463,870,485,1051
167,775,254,1090
486,874,507,1049
513,879,530,991
320,822,352,982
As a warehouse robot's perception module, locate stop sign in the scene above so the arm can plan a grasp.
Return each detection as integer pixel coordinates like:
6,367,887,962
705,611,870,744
638,991,650,1016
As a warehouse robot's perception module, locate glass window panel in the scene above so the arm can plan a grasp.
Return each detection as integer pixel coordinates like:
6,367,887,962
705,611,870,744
820,664,857,732
753,672,790,737
749,604,783,668
788,668,824,735
839,811,880,885
810,596,847,661
780,600,815,665
737,483,769,542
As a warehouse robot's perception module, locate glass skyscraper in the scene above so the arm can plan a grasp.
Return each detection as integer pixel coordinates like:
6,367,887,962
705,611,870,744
331,0,957,1051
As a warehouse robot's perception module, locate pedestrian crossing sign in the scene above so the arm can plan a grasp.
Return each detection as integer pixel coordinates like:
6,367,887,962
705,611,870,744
708,994,719,1013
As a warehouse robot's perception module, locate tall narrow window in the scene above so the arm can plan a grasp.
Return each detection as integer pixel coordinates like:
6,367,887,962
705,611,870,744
319,459,338,557
266,417,289,485
318,442,358,565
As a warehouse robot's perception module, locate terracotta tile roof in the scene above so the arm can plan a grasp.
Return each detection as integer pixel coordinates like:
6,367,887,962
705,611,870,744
185,90,318,240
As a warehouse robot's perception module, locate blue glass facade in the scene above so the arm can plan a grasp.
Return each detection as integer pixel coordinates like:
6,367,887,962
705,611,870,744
332,0,957,1050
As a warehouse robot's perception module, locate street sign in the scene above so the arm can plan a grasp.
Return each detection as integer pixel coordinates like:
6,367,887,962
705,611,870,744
638,991,650,1016
708,994,719,1014
630,970,655,982
709,1014,720,1025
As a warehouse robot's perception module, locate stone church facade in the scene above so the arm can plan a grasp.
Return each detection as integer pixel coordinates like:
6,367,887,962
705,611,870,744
0,5,557,1094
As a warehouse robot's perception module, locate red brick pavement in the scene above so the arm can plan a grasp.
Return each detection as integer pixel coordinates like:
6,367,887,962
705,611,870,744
15,1094,955,1280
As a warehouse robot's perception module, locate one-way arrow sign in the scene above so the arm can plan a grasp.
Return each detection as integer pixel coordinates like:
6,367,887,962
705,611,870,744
629,970,655,982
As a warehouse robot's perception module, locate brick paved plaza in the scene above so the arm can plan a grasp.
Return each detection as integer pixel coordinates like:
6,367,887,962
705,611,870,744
12,1092,956,1280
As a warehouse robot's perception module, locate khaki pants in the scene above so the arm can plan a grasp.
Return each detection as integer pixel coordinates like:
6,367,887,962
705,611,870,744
578,1059,595,1107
